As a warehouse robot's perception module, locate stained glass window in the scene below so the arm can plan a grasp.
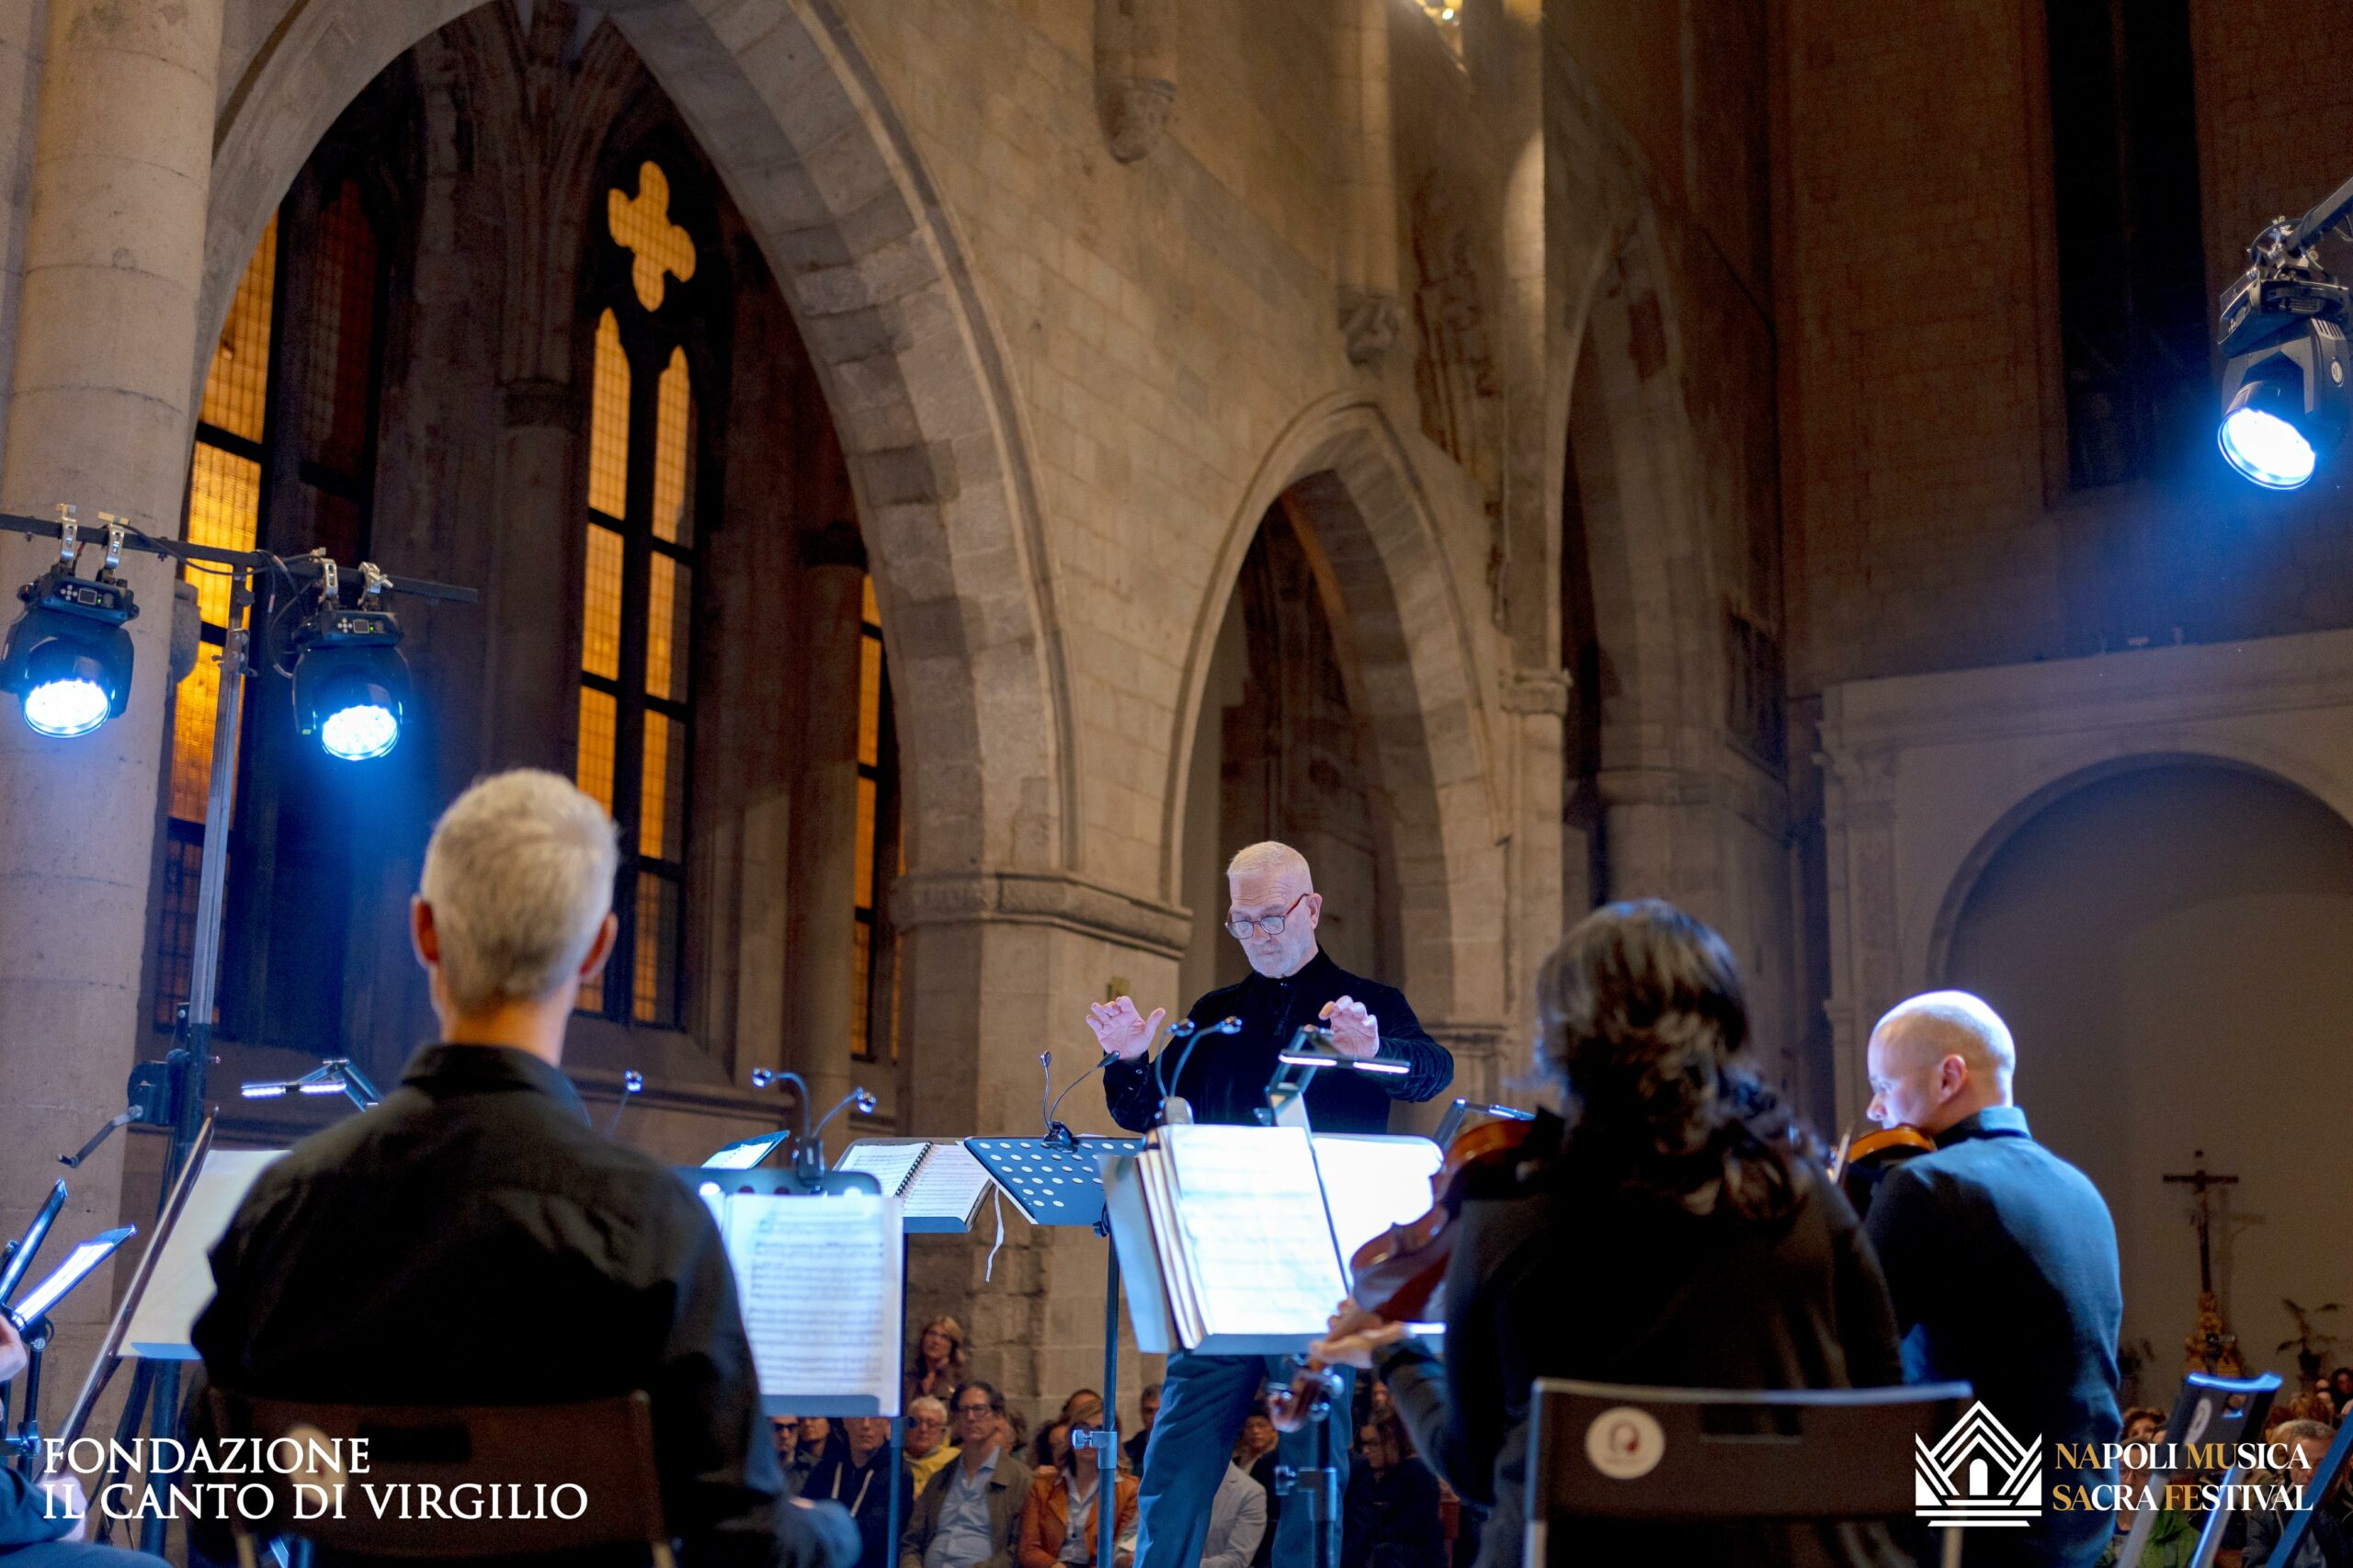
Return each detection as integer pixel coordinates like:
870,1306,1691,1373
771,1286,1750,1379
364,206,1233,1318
575,156,704,1028
850,574,901,1063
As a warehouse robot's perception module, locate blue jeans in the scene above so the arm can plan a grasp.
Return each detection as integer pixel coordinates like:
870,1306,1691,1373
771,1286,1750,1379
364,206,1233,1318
1133,1353,1352,1568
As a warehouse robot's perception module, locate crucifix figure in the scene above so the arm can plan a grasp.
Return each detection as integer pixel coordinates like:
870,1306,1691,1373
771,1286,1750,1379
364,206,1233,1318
2164,1151,2243,1375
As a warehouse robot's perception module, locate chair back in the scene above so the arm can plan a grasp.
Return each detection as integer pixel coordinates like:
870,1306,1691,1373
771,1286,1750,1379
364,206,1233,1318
1528,1379,1973,1566
208,1387,674,1568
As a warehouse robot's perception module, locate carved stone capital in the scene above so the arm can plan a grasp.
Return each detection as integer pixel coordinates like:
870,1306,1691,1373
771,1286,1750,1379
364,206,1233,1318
1099,77,1174,164
1338,286,1404,369
1500,669,1572,717
892,868,1191,959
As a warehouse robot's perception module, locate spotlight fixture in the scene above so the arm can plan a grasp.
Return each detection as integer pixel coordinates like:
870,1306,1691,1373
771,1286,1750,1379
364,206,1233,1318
0,514,138,738
2215,176,2353,489
290,561,410,760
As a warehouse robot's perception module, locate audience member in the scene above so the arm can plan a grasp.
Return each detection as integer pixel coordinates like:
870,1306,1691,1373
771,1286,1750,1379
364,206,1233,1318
908,1319,973,1410
1339,1418,1443,1568
2245,1418,2350,1568
2097,1416,2193,1568
1034,1422,1073,1477
1199,1462,1265,1568
904,1382,1026,1568
1017,1402,1137,1568
778,1415,823,1495
805,1416,914,1568
1125,1386,1163,1475
906,1397,960,1494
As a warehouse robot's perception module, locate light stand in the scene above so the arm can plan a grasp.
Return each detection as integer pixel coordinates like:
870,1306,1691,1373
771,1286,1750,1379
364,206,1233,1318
0,506,476,1551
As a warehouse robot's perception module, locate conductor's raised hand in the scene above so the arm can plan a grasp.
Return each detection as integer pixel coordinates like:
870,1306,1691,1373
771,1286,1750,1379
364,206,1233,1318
1321,995,1380,1059
1086,996,1165,1062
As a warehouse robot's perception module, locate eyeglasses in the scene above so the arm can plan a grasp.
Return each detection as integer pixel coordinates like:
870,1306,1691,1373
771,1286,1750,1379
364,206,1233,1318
1226,892,1309,940
910,1415,947,1429
954,1403,995,1418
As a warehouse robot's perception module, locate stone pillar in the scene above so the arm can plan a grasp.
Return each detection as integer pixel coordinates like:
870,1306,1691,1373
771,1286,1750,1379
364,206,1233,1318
783,537,865,1117
1336,0,1401,366
488,379,584,770
0,0,224,1369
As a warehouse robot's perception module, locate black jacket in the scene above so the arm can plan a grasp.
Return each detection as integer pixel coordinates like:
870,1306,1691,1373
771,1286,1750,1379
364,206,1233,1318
1103,950,1451,1133
190,1042,853,1568
1864,1107,2122,1568
801,1441,911,1568
1375,1109,1912,1568
1340,1457,1445,1568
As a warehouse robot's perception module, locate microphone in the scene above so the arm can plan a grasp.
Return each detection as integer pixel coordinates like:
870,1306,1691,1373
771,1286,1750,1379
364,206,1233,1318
799,1085,878,1178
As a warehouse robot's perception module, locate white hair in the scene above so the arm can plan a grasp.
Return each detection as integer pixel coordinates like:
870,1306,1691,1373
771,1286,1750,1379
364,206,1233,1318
1225,840,1313,890
908,1396,949,1421
418,769,619,1013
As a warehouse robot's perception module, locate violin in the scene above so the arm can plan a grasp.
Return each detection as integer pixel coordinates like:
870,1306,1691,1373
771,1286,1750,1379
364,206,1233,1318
1829,1122,1935,1218
1269,1113,1541,1432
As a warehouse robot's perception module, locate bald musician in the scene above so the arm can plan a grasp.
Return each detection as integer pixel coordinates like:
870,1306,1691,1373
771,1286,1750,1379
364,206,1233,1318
1862,992,2122,1568
1086,841,1452,1568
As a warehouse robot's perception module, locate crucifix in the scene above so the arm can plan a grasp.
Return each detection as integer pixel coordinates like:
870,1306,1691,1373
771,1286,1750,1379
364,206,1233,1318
2164,1152,2243,1376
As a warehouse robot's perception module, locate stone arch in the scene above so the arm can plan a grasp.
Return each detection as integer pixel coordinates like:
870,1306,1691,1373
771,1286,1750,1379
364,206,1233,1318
1161,394,1501,1026
203,0,1074,877
1923,745,2353,991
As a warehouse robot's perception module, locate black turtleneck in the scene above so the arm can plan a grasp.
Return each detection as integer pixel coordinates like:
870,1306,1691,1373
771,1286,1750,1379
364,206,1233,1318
1102,949,1452,1133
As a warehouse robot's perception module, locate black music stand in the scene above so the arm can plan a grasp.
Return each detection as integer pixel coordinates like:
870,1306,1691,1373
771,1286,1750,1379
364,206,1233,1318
2269,1413,2353,1568
2115,1370,2281,1568
677,1163,906,1560
965,1135,1145,1568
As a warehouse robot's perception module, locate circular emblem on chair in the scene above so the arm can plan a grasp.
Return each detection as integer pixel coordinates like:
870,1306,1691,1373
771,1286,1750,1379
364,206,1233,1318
1584,1406,1665,1481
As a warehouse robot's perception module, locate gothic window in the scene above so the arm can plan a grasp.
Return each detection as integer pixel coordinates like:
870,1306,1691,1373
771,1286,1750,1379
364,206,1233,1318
575,156,710,1028
851,575,902,1063
154,165,393,1035
2045,0,2207,488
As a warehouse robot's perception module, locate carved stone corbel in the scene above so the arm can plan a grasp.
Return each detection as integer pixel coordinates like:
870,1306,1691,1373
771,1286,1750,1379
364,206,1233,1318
1096,0,1176,164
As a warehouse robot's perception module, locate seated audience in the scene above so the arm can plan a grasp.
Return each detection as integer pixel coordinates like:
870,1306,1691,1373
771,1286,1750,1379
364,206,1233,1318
188,770,853,1568
1017,1403,1137,1568
804,1416,913,1568
2097,1415,2194,1568
905,1398,960,1494
1124,1386,1163,1476
2245,1419,2350,1568
1339,1417,1443,1568
1034,1423,1072,1479
1199,1462,1265,1568
907,1320,972,1411
777,1417,823,1496
1235,1409,1281,1568
904,1382,1025,1568
1310,901,1909,1568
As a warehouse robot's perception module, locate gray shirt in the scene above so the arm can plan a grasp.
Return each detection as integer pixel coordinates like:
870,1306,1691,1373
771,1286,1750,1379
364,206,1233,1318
926,1444,1004,1568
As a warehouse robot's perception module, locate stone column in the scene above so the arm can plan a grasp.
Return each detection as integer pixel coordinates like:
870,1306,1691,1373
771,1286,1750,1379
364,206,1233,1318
1336,0,1401,367
0,0,224,1369
488,379,585,771
783,535,865,1117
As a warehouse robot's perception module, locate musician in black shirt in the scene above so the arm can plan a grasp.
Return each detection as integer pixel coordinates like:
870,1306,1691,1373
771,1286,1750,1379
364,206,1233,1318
189,770,855,1568
1088,842,1452,1568
1313,901,1911,1568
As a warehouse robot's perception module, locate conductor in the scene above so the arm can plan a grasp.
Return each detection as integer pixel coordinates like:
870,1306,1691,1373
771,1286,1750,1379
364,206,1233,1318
1087,841,1452,1568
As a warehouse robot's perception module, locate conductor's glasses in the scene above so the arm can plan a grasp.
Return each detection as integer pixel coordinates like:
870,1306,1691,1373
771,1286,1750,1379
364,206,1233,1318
1226,892,1309,940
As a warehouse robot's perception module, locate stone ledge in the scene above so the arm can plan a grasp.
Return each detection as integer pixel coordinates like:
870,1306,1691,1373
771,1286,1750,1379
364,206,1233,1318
892,867,1191,958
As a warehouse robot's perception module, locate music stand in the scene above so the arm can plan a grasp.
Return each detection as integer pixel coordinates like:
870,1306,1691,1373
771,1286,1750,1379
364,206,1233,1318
679,1163,905,1558
2114,1369,2282,1568
965,1135,1144,1568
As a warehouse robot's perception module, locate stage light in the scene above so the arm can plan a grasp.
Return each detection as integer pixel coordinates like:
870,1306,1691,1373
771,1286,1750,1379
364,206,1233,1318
0,562,137,738
2214,182,2353,488
290,571,410,761
2215,319,2347,490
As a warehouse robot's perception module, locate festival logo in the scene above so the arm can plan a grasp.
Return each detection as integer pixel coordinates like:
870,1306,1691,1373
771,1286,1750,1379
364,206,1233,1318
1915,1402,2042,1528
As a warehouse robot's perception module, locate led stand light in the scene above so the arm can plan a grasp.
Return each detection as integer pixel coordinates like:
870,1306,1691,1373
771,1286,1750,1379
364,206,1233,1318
1,519,139,738
290,562,410,761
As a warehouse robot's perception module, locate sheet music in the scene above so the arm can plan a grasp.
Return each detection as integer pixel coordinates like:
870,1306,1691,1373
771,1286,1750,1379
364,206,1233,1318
901,1142,993,1222
124,1149,285,1360
1162,1126,1346,1341
720,1192,903,1413
1312,1134,1443,1264
835,1142,926,1196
